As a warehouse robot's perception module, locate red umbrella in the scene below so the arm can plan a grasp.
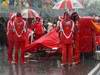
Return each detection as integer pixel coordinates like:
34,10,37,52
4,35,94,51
21,8,40,18
52,0,83,10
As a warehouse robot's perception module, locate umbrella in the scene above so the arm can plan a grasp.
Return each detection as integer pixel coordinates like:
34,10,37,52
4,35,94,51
21,8,40,18
52,0,83,10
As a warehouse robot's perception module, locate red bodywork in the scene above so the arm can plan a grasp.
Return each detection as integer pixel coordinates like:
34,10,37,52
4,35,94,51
25,28,59,52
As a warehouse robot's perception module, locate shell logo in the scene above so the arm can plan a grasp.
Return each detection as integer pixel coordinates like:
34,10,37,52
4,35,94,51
1,0,9,8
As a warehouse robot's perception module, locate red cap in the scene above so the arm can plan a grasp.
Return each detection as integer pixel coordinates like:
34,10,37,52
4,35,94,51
36,17,41,21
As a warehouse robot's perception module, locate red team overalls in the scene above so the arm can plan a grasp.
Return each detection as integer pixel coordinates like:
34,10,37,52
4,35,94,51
7,18,15,63
13,16,27,64
60,19,74,65
73,21,80,64
70,12,80,64
31,19,44,40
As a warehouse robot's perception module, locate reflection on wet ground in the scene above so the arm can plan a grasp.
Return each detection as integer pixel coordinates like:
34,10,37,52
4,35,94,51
0,48,99,75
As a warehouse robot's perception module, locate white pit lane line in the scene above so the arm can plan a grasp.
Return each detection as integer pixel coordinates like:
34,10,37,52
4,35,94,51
88,63,100,75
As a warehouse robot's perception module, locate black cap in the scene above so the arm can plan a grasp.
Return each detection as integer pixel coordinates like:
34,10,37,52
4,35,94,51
16,12,22,17
71,12,79,23
64,11,69,16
